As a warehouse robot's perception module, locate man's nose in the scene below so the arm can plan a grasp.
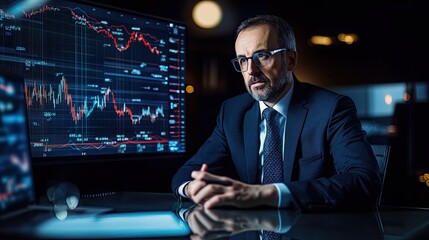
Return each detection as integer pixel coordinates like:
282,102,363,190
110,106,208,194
246,59,260,74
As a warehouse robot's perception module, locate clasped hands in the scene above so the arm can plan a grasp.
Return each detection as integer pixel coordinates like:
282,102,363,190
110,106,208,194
184,164,279,209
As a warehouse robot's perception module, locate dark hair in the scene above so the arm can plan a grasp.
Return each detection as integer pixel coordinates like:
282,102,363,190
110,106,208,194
235,15,296,50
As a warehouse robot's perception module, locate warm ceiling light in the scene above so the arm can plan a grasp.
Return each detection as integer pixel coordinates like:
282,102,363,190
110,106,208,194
192,1,222,29
338,33,359,44
310,35,333,46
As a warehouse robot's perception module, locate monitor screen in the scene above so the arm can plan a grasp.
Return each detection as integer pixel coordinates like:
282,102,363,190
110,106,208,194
0,69,35,216
0,0,186,163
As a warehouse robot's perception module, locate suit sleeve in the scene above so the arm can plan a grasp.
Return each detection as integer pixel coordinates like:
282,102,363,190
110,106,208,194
171,101,235,200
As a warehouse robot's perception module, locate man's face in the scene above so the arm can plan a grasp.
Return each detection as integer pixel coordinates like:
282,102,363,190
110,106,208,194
234,24,291,106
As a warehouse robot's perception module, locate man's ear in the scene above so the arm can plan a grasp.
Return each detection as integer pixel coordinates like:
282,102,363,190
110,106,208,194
286,50,298,71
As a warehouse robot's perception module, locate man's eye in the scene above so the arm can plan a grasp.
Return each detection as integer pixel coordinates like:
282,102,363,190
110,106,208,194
256,52,270,60
238,58,247,64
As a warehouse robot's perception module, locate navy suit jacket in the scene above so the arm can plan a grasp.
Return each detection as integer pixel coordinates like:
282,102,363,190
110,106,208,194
172,78,381,212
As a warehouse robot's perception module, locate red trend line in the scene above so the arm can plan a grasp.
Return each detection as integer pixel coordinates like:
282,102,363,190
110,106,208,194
22,5,160,54
104,86,133,122
44,138,168,151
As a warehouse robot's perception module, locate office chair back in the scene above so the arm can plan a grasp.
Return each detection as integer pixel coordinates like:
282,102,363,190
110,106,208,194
371,144,391,207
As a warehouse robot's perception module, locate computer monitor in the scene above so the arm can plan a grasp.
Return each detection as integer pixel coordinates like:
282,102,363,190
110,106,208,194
0,69,35,216
0,0,187,165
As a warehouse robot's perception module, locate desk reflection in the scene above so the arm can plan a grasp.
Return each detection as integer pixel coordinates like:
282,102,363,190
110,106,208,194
182,205,383,240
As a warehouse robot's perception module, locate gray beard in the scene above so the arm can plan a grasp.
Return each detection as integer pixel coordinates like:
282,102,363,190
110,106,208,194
247,75,288,102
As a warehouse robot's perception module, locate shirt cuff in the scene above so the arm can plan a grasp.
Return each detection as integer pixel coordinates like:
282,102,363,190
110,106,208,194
272,183,292,208
178,181,191,198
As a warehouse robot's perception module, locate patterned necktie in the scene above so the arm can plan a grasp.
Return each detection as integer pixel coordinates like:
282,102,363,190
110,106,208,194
262,108,284,240
262,108,284,184
263,230,283,240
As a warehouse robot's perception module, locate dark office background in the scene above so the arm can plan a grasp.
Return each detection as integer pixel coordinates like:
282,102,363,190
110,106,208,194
32,0,429,207
87,0,428,151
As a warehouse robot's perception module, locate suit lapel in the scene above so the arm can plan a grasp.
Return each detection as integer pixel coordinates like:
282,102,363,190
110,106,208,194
244,102,260,184
284,80,308,182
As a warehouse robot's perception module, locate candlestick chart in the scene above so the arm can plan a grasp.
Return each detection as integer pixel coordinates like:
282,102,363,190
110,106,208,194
0,0,187,158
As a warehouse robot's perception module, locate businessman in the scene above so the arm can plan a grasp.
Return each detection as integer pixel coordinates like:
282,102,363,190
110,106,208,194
172,15,380,212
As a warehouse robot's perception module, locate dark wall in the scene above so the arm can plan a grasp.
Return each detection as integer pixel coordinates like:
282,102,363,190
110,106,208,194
383,102,429,208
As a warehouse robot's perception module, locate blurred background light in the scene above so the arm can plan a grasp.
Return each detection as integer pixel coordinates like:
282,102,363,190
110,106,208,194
192,1,222,29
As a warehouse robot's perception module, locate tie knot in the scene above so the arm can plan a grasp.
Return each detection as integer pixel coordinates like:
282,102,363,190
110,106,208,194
263,107,277,121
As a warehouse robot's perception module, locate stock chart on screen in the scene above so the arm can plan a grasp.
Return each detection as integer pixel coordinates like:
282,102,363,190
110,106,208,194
0,0,186,160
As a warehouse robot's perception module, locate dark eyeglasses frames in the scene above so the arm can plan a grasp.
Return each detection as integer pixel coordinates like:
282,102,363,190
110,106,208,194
231,48,287,72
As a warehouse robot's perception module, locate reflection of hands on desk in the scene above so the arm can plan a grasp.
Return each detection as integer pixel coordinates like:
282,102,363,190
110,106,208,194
183,205,299,240
179,203,383,240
